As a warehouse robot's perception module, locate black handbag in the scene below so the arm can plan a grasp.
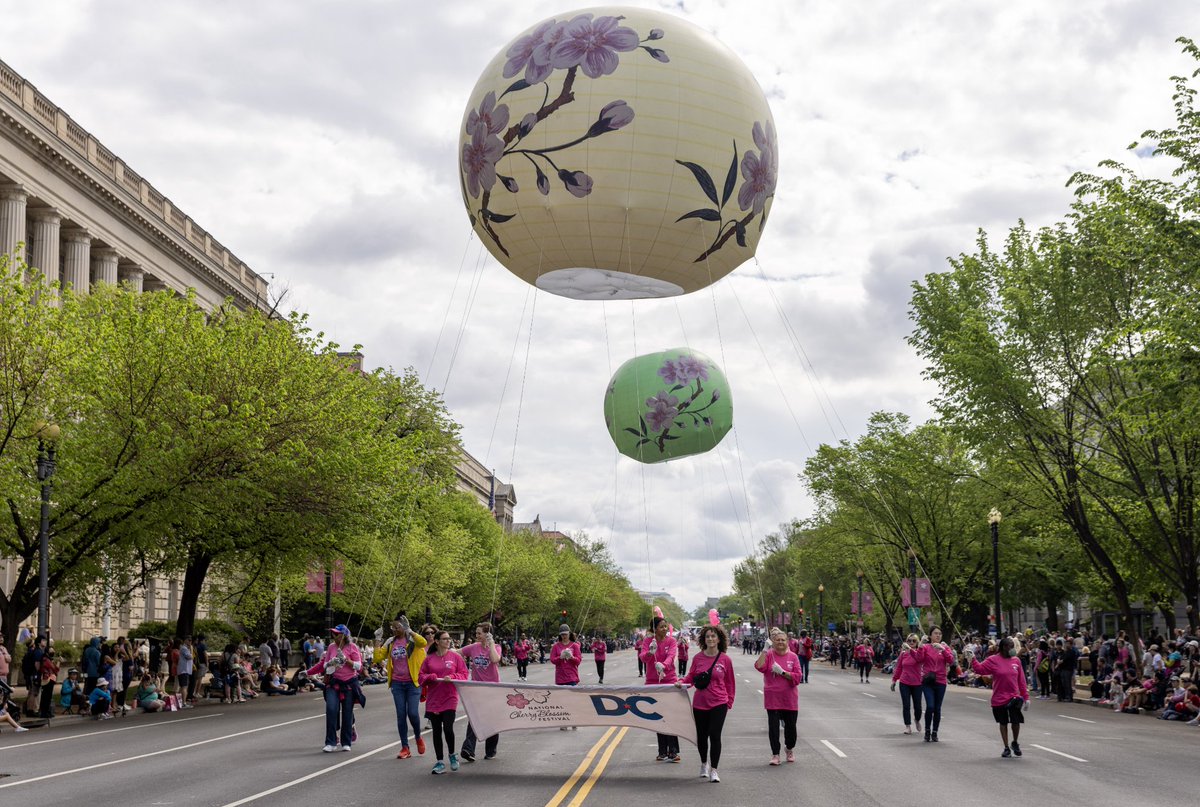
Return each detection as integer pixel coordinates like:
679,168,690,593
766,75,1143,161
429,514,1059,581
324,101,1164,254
692,653,722,690
921,672,937,687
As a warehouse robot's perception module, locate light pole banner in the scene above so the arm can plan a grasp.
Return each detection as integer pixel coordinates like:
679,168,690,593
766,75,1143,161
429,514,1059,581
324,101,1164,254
454,681,698,745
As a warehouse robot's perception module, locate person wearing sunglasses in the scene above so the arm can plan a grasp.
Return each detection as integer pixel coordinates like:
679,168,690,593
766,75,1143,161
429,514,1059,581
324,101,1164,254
418,630,468,774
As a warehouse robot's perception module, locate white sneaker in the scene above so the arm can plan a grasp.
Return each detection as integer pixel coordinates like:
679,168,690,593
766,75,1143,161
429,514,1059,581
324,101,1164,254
14,726,29,732
341,744,351,752
699,763,709,779
709,769,720,783
323,745,336,752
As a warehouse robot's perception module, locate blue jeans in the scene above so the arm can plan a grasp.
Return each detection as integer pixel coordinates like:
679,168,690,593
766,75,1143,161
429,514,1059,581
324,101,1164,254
390,681,421,747
798,656,810,682
922,682,946,733
324,683,354,747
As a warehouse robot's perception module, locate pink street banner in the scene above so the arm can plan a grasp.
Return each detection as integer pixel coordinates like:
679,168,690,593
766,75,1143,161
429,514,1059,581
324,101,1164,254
850,592,874,614
455,681,698,744
900,579,931,607
305,559,346,594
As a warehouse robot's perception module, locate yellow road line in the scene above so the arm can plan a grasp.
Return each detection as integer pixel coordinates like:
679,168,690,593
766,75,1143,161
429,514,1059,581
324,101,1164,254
543,727,617,807
566,727,628,807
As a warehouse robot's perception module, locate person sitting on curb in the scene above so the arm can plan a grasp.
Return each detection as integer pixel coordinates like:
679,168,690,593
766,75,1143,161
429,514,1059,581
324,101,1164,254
0,679,30,732
88,677,113,720
133,674,166,712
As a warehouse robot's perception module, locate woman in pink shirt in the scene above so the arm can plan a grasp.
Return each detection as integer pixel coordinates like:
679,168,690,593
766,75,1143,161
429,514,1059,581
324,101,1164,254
417,629,468,774
970,636,1029,757
755,628,801,766
678,624,735,782
590,636,607,684
514,633,531,682
551,625,582,730
642,617,680,761
918,627,956,742
890,633,924,734
305,625,363,753
677,634,689,677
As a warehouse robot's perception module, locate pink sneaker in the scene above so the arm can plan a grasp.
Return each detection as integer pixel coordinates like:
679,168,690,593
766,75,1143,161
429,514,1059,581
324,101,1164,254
786,749,795,763
769,755,781,766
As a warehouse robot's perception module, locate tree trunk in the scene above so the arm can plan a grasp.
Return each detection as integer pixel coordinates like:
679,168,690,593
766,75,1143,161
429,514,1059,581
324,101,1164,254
176,552,213,639
1045,597,1059,632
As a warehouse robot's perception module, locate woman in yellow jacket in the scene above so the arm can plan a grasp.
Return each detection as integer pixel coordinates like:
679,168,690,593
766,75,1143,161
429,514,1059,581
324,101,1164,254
374,614,428,759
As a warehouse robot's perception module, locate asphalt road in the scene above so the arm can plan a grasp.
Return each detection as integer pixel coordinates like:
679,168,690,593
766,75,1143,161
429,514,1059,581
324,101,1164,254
1,650,1196,806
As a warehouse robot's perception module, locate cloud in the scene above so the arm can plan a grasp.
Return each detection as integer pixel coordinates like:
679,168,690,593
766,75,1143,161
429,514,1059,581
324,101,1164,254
3,0,1195,610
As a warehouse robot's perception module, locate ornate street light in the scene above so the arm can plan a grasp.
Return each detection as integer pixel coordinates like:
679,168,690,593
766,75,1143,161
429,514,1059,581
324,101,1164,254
817,584,824,637
798,591,806,632
989,508,1003,637
856,570,864,638
35,421,60,643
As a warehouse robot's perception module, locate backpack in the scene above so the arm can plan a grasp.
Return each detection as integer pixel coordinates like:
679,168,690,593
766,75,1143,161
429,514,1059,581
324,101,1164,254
1037,656,1050,674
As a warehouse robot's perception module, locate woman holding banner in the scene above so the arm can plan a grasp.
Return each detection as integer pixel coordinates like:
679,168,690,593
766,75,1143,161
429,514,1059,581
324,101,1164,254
678,624,735,782
643,616,680,762
418,630,468,774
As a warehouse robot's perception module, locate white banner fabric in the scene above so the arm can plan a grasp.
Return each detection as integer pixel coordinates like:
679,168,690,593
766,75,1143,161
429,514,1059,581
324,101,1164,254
454,681,697,744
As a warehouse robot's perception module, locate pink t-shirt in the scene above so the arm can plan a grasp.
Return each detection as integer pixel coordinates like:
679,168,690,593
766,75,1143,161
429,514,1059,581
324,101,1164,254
418,650,467,713
683,652,736,711
460,642,501,683
389,639,412,682
918,643,955,685
640,636,678,684
591,640,607,660
891,648,924,687
758,649,801,710
514,640,529,660
788,638,800,656
970,653,1029,707
677,640,689,662
305,641,362,682
550,640,581,684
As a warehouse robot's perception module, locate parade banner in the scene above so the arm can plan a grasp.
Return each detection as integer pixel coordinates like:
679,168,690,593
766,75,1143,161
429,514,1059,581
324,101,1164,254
900,579,931,607
455,681,697,745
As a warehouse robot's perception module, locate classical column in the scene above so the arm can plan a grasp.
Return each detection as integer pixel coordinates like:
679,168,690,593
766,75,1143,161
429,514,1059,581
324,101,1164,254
60,227,91,293
117,262,145,292
0,182,28,263
143,276,170,293
90,247,119,286
28,209,62,286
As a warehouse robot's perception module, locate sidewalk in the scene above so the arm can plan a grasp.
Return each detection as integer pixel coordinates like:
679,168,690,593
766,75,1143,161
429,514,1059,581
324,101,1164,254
5,681,220,731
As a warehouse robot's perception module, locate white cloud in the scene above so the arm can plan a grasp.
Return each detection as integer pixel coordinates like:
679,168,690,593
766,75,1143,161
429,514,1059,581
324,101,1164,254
4,0,1195,610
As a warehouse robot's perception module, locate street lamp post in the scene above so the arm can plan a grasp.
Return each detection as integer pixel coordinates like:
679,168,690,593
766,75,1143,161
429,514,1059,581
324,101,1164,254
989,508,1003,637
35,421,61,644
908,548,918,635
798,592,805,632
818,584,825,638
856,570,864,639
780,599,786,632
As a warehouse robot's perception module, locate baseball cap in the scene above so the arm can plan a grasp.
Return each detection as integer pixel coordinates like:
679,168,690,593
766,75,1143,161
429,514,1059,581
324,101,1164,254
559,624,570,635
331,624,351,636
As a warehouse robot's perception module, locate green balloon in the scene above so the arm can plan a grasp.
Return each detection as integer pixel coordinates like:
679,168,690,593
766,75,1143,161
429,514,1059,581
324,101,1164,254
603,348,733,463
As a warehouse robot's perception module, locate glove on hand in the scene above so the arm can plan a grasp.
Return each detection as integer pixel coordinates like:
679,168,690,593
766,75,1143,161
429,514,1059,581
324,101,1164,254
772,662,785,676
648,640,657,654
655,662,666,677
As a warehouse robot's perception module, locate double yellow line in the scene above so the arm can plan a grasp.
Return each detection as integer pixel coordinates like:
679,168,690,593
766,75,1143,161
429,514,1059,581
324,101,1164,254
544,726,628,807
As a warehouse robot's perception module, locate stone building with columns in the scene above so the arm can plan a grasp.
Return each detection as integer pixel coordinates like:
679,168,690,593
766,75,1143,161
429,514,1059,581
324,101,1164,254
0,58,269,309
0,58,271,645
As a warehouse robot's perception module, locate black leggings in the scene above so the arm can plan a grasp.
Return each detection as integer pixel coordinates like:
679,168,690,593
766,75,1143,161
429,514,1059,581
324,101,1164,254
767,708,797,754
517,659,528,678
693,705,727,768
595,660,605,680
859,660,871,680
429,709,457,760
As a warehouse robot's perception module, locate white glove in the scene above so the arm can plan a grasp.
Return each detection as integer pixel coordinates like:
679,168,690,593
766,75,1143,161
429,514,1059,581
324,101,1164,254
561,649,573,660
648,640,657,654
1023,699,1029,712
398,616,410,632
655,662,665,677
351,661,361,671
772,662,785,676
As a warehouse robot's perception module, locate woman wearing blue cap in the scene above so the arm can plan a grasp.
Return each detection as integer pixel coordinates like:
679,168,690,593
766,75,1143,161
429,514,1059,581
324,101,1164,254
306,625,363,752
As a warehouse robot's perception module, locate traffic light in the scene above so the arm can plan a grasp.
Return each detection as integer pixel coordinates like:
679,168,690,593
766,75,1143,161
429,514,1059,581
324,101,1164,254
561,609,568,618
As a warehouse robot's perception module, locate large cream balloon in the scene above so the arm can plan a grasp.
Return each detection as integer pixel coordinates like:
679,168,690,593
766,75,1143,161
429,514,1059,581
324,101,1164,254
459,7,777,300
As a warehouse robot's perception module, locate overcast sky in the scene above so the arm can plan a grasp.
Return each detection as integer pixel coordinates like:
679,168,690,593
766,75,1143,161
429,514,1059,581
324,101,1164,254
3,1,1194,612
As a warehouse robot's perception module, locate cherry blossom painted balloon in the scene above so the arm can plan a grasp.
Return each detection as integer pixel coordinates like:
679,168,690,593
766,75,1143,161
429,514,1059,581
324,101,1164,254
459,7,778,299
603,348,733,463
